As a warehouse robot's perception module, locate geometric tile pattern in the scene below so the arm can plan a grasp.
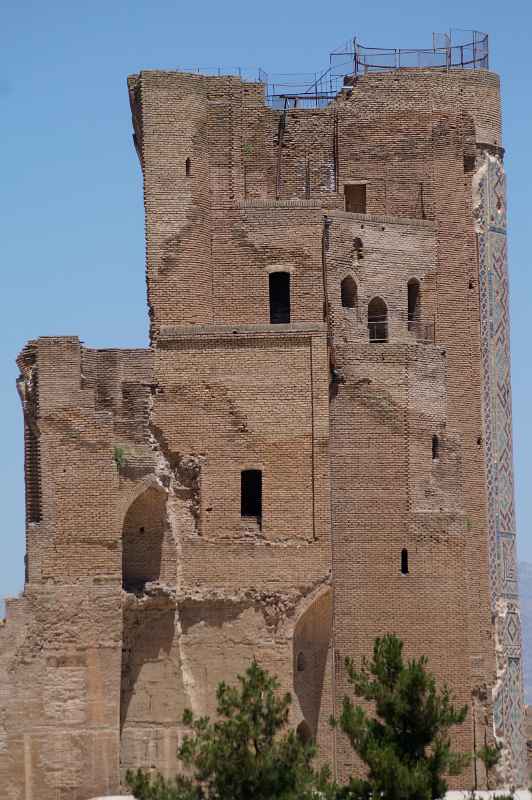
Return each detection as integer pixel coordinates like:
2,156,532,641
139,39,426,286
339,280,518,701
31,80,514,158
477,151,527,783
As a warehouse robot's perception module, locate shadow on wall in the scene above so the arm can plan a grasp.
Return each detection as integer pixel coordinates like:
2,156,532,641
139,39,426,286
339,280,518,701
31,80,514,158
120,604,177,733
293,589,332,738
179,600,248,633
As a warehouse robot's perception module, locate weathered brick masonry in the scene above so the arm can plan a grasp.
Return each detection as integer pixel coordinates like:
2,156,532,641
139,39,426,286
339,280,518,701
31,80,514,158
0,37,526,797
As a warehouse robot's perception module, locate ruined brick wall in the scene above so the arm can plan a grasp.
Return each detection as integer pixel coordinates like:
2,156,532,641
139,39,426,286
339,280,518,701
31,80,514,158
0,57,525,799
125,64,526,785
1,339,156,798
2,327,332,797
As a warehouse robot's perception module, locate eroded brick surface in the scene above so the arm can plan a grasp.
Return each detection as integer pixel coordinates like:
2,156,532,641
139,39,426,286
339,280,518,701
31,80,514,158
0,56,526,798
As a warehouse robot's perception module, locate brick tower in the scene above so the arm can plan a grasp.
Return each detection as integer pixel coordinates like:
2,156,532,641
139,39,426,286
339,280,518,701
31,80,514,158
0,31,526,797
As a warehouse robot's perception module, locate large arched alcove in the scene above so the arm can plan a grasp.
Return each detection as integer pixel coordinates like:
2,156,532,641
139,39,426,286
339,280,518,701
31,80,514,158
120,487,182,778
122,486,176,592
292,589,332,740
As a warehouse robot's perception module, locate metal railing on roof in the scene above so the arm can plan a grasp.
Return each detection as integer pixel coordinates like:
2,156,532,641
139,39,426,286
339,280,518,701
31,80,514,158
266,70,346,109
172,30,489,110
331,29,489,75
266,29,489,108
174,65,268,82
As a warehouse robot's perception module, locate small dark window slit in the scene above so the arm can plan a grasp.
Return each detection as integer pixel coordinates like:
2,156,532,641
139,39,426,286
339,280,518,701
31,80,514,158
401,548,409,575
269,272,290,324
185,158,191,176
341,276,357,309
241,469,262,521
432,435,440,460
407,279,421,322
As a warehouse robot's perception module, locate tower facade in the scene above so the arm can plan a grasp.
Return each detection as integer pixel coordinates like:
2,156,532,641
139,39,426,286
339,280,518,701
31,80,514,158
0,32,526,798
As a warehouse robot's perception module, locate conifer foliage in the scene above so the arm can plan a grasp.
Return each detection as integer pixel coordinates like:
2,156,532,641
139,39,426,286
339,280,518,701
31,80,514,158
126,659,333,800
333,634,469,800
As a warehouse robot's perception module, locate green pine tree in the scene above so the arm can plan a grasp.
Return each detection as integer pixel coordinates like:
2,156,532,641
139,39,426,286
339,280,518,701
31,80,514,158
127,659,334,800
332,634,469,800
476,741,502,790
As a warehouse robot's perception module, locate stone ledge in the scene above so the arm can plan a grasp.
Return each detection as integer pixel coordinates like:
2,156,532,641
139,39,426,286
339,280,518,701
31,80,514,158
327,209,437,228
157,321,326,342
240,198,327,209
239,201,436,229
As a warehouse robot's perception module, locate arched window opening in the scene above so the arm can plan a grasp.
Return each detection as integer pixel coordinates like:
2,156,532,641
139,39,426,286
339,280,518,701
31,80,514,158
185,158,191,177
401,548,409,575
407,279,421,333
297,651,306,672
296,721,312,745
341,276,358,310
368,297,388,343
269,272,290,324
432,434,440,461
241,469,262,521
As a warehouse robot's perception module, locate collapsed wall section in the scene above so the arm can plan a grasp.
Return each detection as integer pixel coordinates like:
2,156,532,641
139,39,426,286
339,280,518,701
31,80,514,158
1,338,156,799
117,325,334,776
6,328,336,794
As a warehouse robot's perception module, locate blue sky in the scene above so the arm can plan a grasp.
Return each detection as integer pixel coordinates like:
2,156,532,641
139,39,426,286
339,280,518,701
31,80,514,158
1,0,530,602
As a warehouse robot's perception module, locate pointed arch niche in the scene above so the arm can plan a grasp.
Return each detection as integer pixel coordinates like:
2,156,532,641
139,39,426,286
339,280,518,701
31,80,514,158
120,486,181,778
122,486,176,592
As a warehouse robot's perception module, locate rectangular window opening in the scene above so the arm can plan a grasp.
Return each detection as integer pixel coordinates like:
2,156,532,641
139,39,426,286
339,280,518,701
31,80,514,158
344,183,367,214
241,469,262,520
269,272,291,324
